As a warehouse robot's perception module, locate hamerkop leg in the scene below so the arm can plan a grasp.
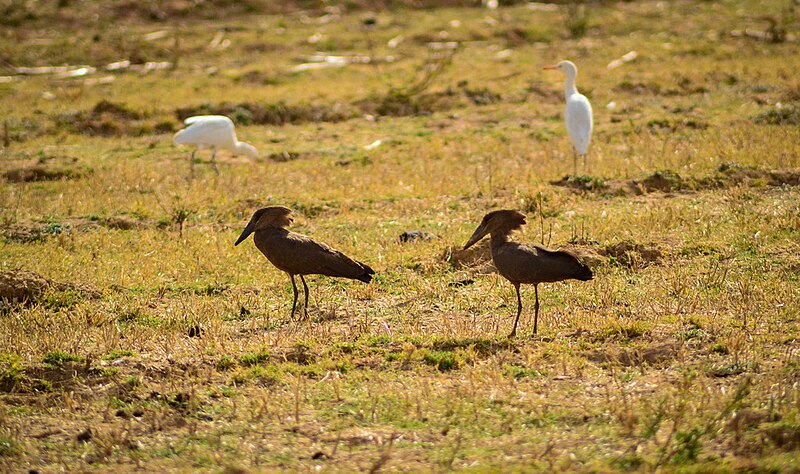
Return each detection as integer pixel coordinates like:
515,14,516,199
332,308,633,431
533,284,540,335
300,275,309,320
510,282,522,339
289,274,299,319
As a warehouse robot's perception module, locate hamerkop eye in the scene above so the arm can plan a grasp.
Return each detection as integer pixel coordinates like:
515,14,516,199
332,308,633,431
234,206,375,319
463,209,593,337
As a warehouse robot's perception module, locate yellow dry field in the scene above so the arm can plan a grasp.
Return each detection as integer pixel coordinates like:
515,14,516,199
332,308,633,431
1,0,800,472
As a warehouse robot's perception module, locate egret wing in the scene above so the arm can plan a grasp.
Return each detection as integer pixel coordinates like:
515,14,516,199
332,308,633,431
565,95,593,154
174,116,236,147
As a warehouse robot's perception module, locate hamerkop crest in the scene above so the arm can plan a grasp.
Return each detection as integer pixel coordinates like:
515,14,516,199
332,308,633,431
235,206,375,319
463,209,593,337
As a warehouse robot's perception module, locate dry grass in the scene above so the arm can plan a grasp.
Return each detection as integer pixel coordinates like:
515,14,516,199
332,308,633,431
2,0,800,472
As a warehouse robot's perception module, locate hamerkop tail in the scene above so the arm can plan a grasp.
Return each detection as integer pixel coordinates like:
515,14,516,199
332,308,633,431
235,206,375,319
463,209,593,337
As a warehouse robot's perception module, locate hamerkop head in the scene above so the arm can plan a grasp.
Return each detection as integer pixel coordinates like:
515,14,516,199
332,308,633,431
234,206,293,246
463,210,527,250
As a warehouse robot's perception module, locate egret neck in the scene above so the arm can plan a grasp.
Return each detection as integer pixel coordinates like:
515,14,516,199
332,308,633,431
563,67,578,100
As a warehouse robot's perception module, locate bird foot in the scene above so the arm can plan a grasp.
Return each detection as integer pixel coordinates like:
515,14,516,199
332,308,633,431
508,330,517,339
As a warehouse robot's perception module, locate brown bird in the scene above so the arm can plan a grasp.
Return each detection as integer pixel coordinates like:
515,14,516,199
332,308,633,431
463,210,593,337
234,206,375,319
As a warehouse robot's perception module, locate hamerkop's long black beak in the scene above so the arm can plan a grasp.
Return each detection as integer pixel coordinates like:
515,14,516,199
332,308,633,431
463,223,488,250
234,220,256,246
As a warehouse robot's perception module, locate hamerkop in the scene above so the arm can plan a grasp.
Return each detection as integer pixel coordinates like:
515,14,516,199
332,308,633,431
463,210,593,337
234,206,375,319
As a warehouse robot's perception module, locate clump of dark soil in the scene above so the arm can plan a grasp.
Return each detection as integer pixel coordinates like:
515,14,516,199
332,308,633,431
2,220,91,243
584,342,679,367
753,105,800,126
640,169,684,192
763,423,800,450
52,100,157,136
0,269,99,307
176,101,356,126
549,175,607,192
103,215,145,230
553,166,800,197
3,216,149,243
614,80,663,95
175,84,502,127
646,117,708,132
358,85,500,117
3,165,91,183
268,151,306,162
716,163,800,187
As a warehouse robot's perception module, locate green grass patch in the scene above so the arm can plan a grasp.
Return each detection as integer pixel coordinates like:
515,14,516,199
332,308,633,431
42,351,83,368
421,349,459,372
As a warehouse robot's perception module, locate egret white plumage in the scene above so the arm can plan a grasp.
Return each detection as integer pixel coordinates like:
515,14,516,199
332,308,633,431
173,115,258,175
544,60,593,174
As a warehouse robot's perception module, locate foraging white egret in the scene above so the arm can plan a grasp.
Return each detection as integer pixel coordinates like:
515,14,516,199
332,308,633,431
173,115,258,175
544,60,593,174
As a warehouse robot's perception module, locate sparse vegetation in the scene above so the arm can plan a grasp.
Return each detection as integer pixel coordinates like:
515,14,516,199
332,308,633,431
1,0,799,471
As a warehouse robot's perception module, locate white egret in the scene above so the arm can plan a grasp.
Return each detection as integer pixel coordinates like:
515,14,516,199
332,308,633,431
544,60,593,174
173,115,258,175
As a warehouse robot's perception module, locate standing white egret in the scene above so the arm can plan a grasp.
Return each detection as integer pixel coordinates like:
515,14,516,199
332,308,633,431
544,60,593,174
173,115,258,175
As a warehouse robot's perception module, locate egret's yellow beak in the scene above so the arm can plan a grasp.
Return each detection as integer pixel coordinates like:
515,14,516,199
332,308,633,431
542,64,558,70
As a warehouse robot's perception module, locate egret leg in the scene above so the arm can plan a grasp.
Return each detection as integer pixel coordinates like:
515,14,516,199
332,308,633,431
510,282,522,338
289,274,299,320
583,153,588,173
533,284,540,335
300,275,309,320
211,149,219,175
572,149,577,176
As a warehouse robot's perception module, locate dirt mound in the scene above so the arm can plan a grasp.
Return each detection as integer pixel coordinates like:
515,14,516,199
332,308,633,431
0,270,99,307
176,101,356,126
554,167,800,197
717,164,800,187
549,175,608,192
52,100,163,137
356,87,497,117
640,169,684,192
600,241,664,267
584,342,680,367
441,239,496,274
0,270,50,304
3,216,148,243
568,246,607,268
753,105,800,125
3,165,91,183
103,216,143,230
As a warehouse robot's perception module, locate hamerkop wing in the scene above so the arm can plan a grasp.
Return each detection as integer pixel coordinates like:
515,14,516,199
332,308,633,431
493,242,593,285
256,230,375,282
